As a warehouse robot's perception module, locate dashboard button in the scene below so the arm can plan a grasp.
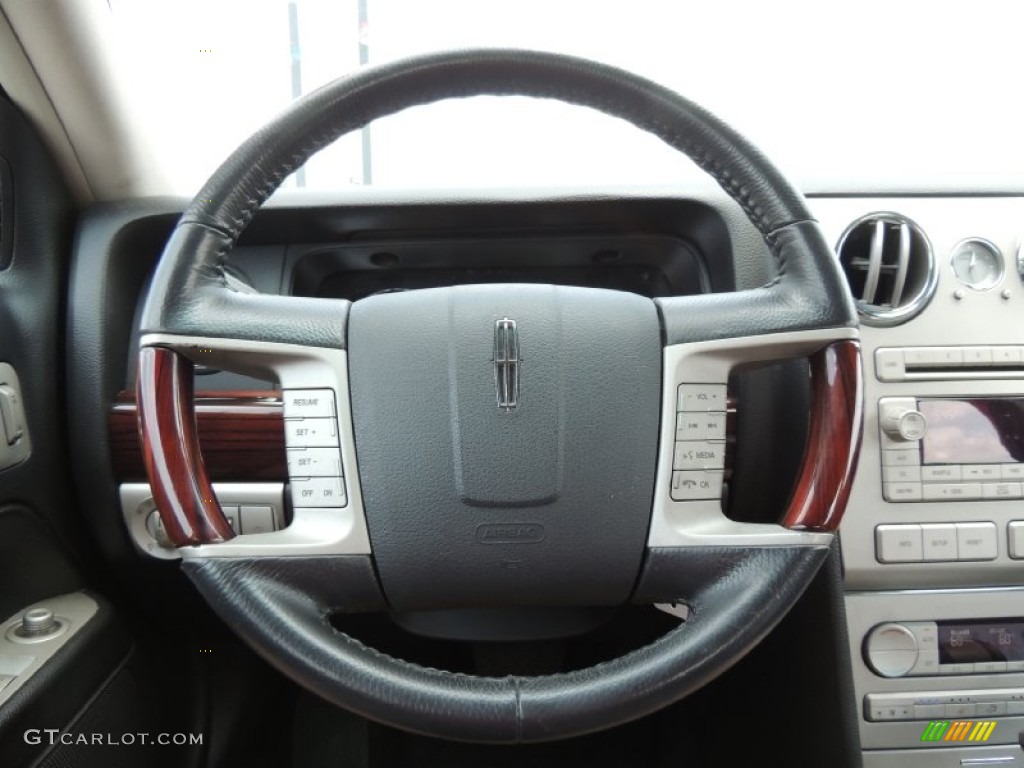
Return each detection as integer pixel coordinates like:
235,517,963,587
922,483,982,501
922,466,962,482
976,702,1006,717
291,477,347,508
905,622,938,650
883,482,922,502
676,384,727,412
914,703,947,719
992,346,1023,365
956,522,998,561
874,349,906,381
283,389,335,419
1007,701,1024,716
962,347,993,366
973,662,1007,674
1001,464,1024,480
240,505,275,535
675,411,726,441
286,447,343,478
920,524,958,561
883,466,922,483
940,663,976,675
882,449,921,467
284,418,339,448
946,703,976,718
670,470,723,501
876,525,923,563
983,482,1023,500
1009,521,1024,559
909,649,940,676
672,441,726,471
904,347,963,366
962,465,1001,481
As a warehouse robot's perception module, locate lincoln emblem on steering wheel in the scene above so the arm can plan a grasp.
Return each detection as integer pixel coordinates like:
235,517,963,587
493,317,520,410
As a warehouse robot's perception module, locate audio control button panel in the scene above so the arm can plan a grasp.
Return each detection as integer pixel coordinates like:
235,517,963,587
878,396,1024,503
670,384,727,501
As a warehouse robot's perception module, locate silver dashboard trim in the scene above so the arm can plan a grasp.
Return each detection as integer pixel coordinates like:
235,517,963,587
120,482,286,560
139,334,372,557
648,326,857,548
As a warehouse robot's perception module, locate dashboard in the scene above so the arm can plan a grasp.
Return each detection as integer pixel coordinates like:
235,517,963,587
67,189,1024,767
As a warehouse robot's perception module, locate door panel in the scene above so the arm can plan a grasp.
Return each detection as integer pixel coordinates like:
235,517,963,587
0,87,160,767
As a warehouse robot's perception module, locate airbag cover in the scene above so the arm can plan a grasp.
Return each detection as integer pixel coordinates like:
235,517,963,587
348,285,660,609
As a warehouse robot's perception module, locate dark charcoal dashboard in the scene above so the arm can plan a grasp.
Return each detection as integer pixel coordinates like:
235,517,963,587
65,187,1024,767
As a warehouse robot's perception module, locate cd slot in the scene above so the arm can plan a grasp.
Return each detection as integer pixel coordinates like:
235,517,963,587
907,363,1024,377
876,346,1024,381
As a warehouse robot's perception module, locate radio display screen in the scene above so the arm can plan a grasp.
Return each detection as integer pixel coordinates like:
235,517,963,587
938,620,1024,663
919,398,1024,465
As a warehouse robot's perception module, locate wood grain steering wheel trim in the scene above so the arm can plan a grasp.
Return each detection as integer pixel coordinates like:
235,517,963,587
135,339,861,547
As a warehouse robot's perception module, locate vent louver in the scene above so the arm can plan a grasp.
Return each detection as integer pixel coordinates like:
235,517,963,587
836,212,936,326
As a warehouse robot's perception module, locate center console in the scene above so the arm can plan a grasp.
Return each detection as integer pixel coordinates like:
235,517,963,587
815,196,1024,767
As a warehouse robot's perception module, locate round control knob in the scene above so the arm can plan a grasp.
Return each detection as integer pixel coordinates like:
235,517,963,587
880,407,927,442
18,607,57,638
864,622,920,678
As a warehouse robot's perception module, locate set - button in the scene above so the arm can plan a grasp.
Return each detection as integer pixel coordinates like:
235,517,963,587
284,389,348,511
875,522,998,563
671,384,727,501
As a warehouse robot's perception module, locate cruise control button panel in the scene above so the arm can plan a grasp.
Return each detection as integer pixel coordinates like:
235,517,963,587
284,388,349,512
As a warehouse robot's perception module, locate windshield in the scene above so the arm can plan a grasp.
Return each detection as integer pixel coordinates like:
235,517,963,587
109,0,1023,194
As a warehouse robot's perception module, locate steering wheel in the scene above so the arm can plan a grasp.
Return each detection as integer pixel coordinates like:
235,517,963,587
136,49,862,743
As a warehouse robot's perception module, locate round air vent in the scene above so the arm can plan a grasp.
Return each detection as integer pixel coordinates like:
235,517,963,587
836,212,936,326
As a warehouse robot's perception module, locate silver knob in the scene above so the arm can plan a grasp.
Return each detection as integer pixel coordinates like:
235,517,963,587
864,622,919,678
19,607,57,637
880,407,927,442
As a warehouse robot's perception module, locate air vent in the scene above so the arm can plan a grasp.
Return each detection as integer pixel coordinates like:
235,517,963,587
836,212,936,326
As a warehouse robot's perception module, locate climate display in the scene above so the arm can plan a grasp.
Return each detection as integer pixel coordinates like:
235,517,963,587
919,398,1024,465
938,620,1024,664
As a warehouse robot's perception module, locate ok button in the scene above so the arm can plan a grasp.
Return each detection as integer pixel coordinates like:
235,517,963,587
673,441,726,471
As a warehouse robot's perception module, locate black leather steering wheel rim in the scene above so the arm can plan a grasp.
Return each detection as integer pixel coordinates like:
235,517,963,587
138,49,859,743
